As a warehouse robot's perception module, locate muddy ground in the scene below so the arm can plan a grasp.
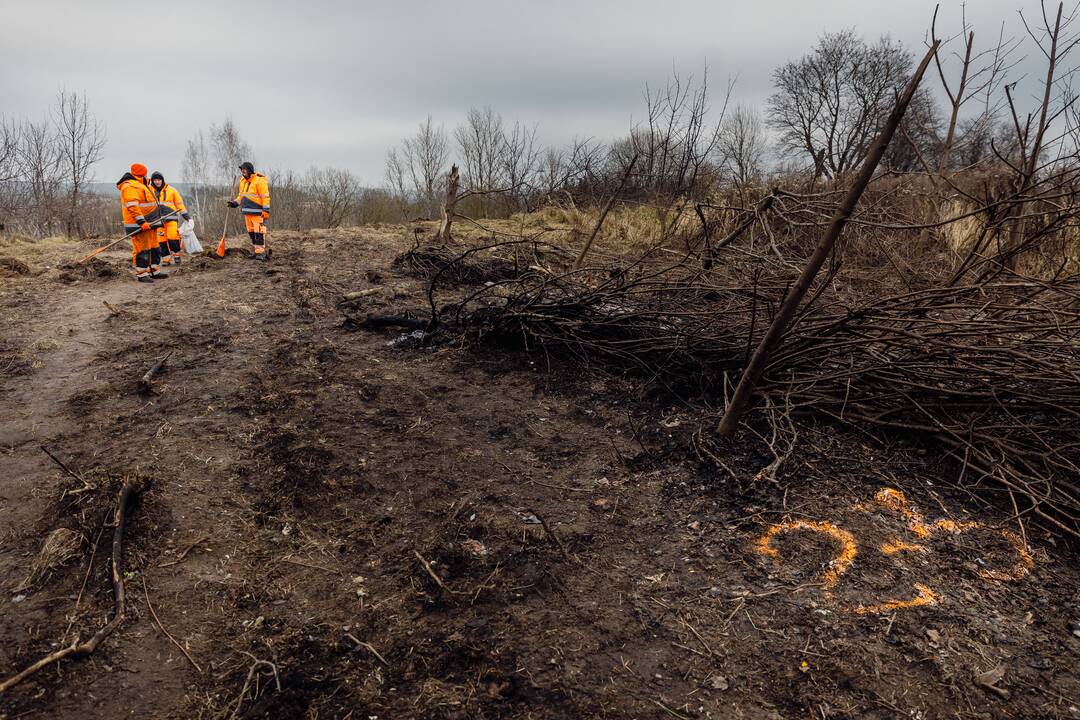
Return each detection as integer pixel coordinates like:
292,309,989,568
0,227,1077,719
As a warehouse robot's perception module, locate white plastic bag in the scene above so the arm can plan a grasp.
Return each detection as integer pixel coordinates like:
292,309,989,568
180,218,203,254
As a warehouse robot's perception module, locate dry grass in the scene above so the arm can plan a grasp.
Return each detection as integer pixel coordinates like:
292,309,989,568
936,199,1080,278
0,234,86,268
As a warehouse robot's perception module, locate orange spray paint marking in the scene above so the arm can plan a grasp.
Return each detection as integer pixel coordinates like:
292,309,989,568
753,519,858,589
932,519,980,533
753,488,1035,615
957,528,1035,582
853,583,939,615
880,539,926,555
872,488,933,538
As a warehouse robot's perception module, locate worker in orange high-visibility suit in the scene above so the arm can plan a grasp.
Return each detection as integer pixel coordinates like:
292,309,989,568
117,163,168,283
150,171,190,267
226,161,270,261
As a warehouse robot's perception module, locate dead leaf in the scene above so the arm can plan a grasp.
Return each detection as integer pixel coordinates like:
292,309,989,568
974,665,1010,700
926,629,941,648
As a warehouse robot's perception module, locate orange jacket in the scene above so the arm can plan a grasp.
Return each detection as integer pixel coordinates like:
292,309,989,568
235,173,270,215
154,183,187,222
116,174,158,232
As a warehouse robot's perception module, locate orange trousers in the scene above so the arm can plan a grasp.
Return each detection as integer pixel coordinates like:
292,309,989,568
243,214,266,233
244,214,267,256
131,228,157,276
158,221,182,264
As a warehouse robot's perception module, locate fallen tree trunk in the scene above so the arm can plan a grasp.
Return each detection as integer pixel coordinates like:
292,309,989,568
0,479,139,694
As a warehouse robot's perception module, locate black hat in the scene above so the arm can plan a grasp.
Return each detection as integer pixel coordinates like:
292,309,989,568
150,171,164,182
238,161,255,173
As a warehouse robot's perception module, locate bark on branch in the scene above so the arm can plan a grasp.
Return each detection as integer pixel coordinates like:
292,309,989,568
716,42,940,438
436,165,461,243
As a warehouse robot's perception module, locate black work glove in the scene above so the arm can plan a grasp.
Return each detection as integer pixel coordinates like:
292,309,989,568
226,200,239,208
181,212,191,221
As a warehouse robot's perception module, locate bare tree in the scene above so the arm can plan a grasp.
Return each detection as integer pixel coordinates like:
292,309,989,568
454,106,506,215
0,118,18,183
984,1,1080,274
265,168,306,230
306,166,359,228
0,119,20,228
181,130,211,220
531,137,607,205
499,121,541,212
929,4,1019,172
538,146,568,201
384,147,410,219
768,30,920,179
719,42,940,437
632,67,730,199
14,118,62,236
402,115,449,217
717,104,768,187
210,118,252,186
53,90,106,238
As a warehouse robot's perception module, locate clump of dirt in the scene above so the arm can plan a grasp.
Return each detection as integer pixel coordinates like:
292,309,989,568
0,256,31,276
57,258,118,283
0,340,34,378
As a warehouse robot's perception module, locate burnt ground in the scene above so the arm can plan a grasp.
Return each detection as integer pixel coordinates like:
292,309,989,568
0,227,1077,719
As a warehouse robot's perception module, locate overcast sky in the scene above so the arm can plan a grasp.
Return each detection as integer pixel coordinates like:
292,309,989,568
0,0,1048,185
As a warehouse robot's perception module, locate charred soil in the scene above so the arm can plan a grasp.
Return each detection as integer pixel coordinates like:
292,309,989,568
0,228,1077,719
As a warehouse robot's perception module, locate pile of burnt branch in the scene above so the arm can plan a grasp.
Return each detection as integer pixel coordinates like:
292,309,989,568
421,241,1080,540
391,239,562,286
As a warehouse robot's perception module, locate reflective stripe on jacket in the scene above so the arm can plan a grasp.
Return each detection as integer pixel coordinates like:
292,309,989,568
235,173,270,215
117,174,159,232
154,184,186,220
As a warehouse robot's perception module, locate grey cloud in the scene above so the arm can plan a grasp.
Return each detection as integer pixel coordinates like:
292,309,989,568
0,0,1045,184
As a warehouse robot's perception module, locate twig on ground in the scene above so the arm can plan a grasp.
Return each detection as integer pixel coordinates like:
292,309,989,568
41,445,91,490
345,633,389,666
279,556,343,576
528,507,574,563
228,652,282,720
158,534,211,568
141,574,202,673
413,550,463,594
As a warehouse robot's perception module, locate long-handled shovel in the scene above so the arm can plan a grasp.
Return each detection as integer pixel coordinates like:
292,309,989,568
79,210,182,264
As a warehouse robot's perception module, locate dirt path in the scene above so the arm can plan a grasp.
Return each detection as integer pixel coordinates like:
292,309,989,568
1,229,1077,719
